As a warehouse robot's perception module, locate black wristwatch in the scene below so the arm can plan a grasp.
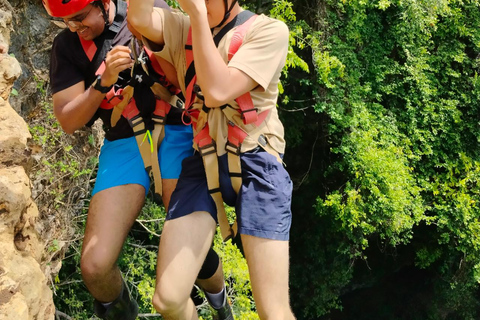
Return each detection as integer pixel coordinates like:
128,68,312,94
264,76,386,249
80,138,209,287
91,75,113,94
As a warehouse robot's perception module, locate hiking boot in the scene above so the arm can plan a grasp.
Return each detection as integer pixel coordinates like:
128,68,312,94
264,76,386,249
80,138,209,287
206,291,234,320
93,280,139,320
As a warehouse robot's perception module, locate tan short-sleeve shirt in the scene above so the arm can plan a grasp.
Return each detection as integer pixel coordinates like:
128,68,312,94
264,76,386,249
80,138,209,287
144,8,289,155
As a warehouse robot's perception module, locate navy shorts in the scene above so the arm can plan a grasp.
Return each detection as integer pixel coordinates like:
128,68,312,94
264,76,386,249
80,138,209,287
92,124,194,196
167,149,293,240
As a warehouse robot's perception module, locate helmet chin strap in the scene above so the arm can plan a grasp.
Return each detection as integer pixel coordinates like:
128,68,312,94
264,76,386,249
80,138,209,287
94,0,111,26
212,0,238,29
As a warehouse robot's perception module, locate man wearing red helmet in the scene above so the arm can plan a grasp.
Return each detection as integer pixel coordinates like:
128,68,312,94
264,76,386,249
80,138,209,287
43,0,232,319
128,0,296,319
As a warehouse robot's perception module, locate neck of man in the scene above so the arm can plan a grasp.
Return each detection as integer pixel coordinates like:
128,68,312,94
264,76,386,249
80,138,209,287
107,1,116,25
219,4,242,28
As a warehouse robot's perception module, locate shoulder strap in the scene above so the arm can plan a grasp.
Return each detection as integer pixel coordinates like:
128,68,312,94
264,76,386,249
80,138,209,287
228,14,257,60
79,37,107,75
213,10,255,46
79,0,128,74
79,37,97,62
228,13,259,125
110,0,127,34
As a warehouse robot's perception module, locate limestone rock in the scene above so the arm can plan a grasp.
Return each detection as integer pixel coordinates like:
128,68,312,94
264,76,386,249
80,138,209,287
0,4,55,319
0,97,32,170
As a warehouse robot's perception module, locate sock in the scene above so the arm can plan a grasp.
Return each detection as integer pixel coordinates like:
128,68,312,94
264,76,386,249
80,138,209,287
205,287,226,309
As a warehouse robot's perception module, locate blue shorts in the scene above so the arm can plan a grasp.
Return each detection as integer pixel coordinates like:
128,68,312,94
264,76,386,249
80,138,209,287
92,125,194,196
167,149,293,240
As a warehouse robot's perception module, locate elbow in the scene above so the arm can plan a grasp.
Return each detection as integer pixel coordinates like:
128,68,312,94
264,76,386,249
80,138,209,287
53,108,77,134
60,123,76,135
203,89,230,108
55,115,77,135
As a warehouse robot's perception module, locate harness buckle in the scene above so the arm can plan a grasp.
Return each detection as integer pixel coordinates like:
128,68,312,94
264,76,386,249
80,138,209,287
107,93,125,104
152,114,166,125
239,107,258,120
175,98,185,109
198,140,217,157
193,84,205,101
258,134,267,147
225,140,241,156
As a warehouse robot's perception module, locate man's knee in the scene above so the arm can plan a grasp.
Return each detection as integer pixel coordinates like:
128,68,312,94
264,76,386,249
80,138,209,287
152,284,189,316
80,252,116,282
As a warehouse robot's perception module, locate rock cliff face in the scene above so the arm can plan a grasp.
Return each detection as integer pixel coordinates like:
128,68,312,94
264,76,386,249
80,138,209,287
0,6,55,320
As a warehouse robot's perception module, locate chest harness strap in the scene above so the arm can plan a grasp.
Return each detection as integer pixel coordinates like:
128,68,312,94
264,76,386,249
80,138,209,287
184,11,282,241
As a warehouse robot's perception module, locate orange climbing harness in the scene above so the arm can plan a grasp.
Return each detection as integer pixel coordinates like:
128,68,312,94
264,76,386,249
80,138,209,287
183,10,282,241
80,35,184,201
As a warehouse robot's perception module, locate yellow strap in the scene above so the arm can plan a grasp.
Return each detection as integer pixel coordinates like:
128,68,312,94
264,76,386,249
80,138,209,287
149,120,165,198
150,83,185,109
132,120,165,198
258,135,283,165
227,152,242,194
133,120,153,172
201,149,235,242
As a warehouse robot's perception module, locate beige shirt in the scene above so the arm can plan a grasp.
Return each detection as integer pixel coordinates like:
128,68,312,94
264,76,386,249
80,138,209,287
145,8,289,155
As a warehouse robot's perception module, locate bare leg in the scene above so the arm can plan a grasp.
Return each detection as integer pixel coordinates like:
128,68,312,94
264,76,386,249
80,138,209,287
153,211,216,320
161,178,177,211
161,178,226,295
241,235,296,320
80,184,145,302
196,258,225,294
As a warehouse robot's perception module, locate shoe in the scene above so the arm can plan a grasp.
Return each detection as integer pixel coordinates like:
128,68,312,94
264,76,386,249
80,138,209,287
93,280,139,320
206,290,234,320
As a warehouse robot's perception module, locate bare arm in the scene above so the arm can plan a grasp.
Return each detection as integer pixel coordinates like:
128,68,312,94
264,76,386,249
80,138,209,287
127,0,165,46
53,46,133,134
179,0,258,108
53,81,105,134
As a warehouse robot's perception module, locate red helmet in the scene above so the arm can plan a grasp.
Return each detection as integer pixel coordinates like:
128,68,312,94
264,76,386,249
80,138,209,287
42,0,99,18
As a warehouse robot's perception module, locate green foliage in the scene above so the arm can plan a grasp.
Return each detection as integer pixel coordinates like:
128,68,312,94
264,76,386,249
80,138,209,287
29,102,94,209
277,0,480,317
32,0,480,318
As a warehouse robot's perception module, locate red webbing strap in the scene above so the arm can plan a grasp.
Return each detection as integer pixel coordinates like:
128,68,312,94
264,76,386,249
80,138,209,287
227,15,258,125
227,15,257,60
99,87,116,110
226,124,248,154
79,37,97,61
193,124,213,148
153,99,171,118
111,85,135,127
235,93,256,124
79,37,106,75
95,62,106,76
122,97,140,121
